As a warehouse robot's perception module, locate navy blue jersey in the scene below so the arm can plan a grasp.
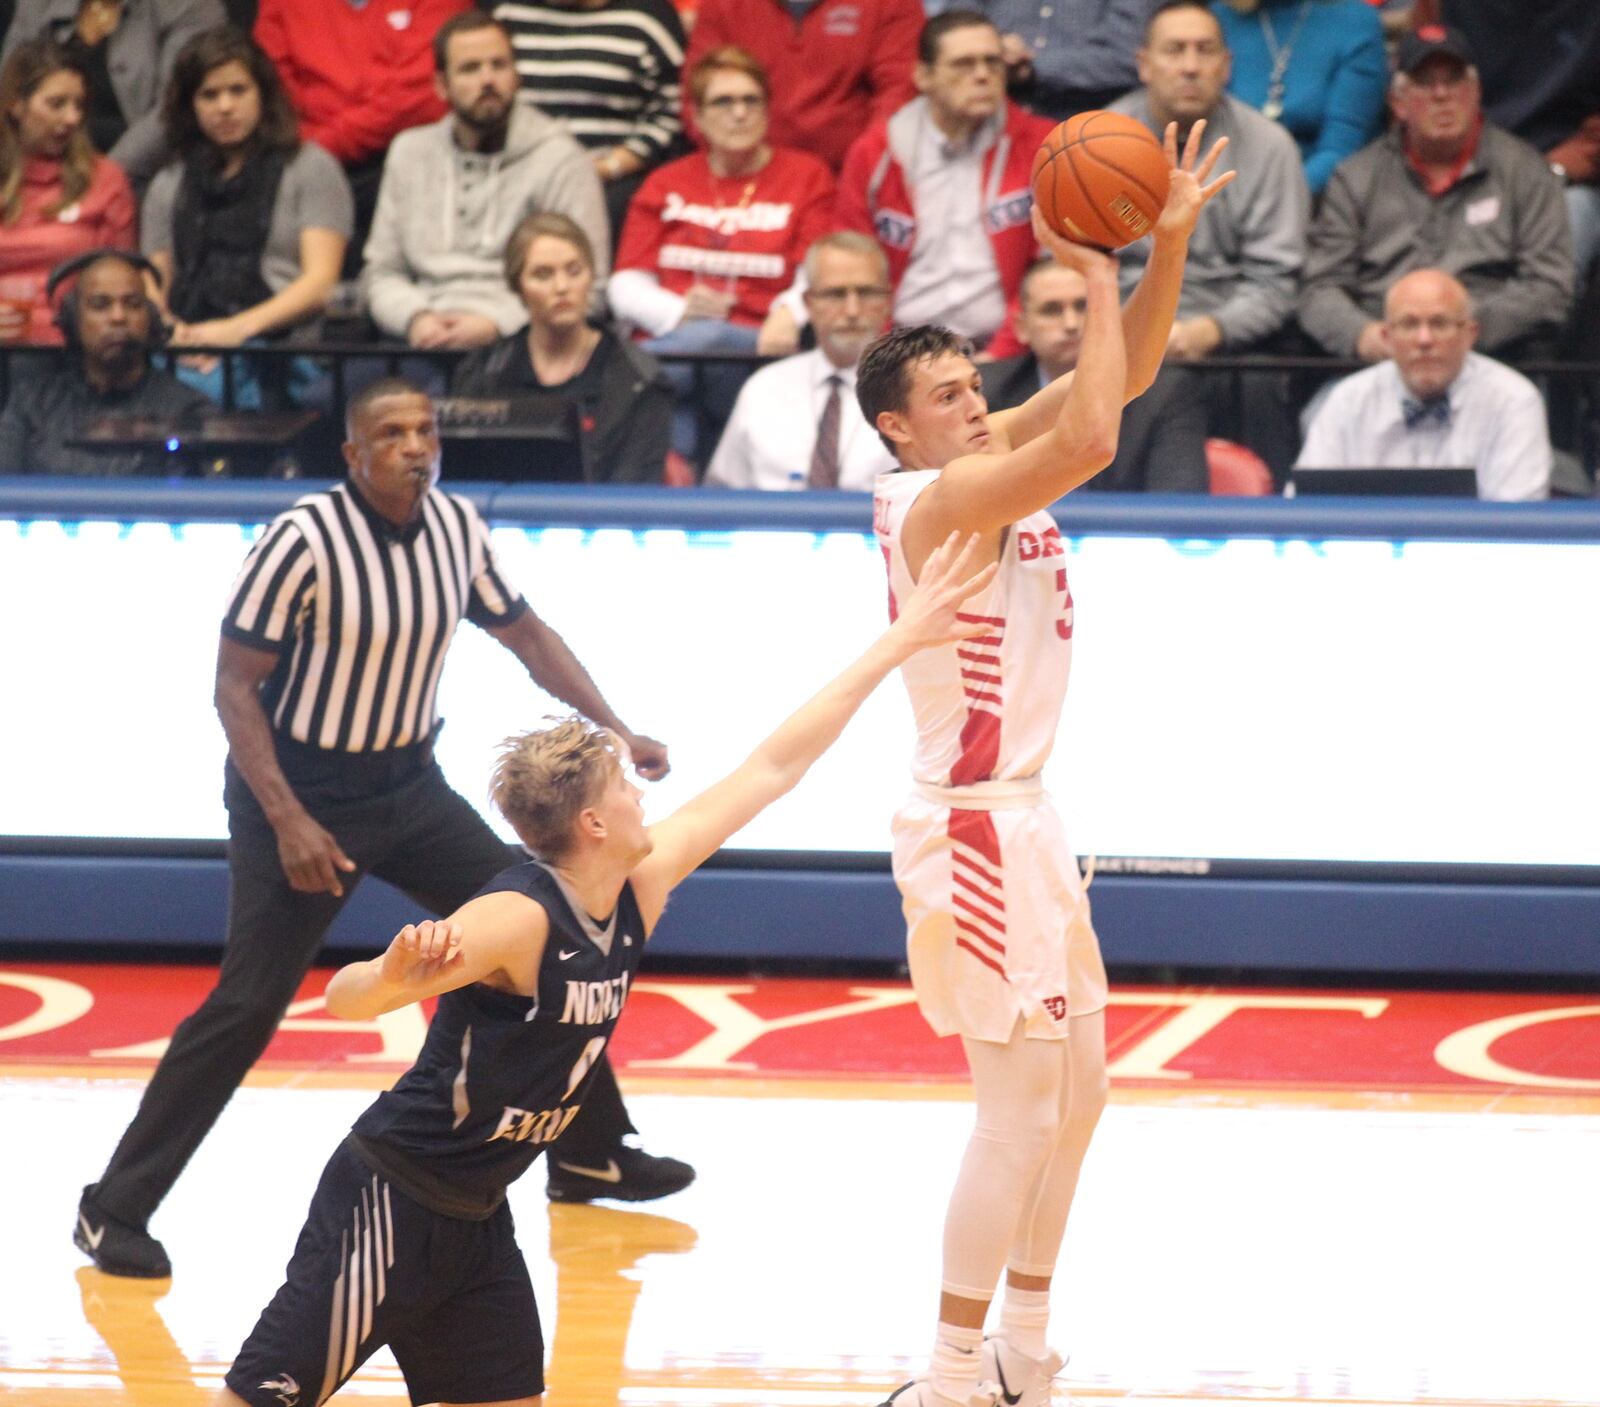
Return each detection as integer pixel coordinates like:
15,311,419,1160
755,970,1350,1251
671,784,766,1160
350,859,646,1218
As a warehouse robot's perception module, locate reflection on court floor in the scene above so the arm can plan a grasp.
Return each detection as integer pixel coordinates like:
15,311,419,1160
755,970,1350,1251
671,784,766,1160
4,1077,1598,1407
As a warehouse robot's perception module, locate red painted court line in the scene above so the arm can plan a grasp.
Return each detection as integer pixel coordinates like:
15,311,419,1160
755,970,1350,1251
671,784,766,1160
2,964,1598,1096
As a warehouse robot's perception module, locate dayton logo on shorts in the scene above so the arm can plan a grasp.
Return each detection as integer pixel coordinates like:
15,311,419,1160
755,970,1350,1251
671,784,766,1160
1042,995,1068,1021
258,1374,300,1407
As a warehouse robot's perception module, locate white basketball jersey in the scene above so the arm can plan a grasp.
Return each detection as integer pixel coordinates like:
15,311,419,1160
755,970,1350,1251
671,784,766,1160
873,468,1075,787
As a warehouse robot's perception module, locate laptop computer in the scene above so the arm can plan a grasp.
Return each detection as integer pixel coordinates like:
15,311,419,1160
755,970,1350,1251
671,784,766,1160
1289,465,1479,497
436,396,584,483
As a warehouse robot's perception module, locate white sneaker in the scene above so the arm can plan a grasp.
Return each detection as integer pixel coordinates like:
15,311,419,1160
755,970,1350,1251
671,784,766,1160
879,1376,1003,1407
982,1337,1067,1407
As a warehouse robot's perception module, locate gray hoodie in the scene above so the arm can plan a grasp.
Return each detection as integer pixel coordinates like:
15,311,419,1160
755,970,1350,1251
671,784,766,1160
362,100,610,339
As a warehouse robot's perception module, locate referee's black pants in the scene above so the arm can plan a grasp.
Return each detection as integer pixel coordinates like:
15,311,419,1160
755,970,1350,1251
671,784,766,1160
94,739,637,1228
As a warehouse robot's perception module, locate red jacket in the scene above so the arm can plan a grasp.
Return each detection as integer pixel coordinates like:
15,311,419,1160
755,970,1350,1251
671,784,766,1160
683,0,920,172
616,148,836,327
255,0,471,166
0,157,136,344
837,100,1053,333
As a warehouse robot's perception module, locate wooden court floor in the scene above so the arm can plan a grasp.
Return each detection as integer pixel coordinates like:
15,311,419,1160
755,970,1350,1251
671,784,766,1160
4,1065,1599,1407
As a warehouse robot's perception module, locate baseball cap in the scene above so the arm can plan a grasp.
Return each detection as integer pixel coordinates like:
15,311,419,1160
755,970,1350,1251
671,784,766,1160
1396,24,1474,74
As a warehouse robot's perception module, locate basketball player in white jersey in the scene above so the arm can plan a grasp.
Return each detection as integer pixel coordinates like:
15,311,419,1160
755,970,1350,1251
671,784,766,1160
860,123,1234,1407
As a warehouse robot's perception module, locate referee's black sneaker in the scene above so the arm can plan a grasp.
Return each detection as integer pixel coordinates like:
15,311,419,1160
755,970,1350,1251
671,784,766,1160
73,1185,171,1278
546,1145,696,1203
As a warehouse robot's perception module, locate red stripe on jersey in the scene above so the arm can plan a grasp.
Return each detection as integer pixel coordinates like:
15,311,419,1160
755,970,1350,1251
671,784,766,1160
881,543,898,623
957,647,1000,663
956,936,1007,976
953,868,1006,916
962,688,1003,707
960,667,1002,685
956,612,1006,627
952,847,1003,890
953,893,1006,937
954,915,1005,954
964,634,1003,647
948,807,1003,868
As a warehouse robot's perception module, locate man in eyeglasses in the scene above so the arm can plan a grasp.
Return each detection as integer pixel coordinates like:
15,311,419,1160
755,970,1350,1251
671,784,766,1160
837,10,1056,351
705,232,898,490
1299,24,1573,364
1295,268,1551,500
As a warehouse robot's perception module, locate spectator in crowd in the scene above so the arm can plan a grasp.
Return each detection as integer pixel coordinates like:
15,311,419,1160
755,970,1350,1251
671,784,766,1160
982,257,1208,490
1214,0,1387,195
364,11,609,353
142,25,351,404
1298,25,1573,361
492,0,686,247
611,44,833,460
0,37,133,343
1108,1,1307,361
836,10,1053,348
926,0,1153,121
683,0,920,173
0,249,211,472
1414,0,1600,286
3,0,224,187
254,0,471,268
705,231,896,490
452,211,672,482
1296,268,1551,500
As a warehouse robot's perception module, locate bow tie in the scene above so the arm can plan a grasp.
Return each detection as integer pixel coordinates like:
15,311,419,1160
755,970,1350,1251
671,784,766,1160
1402,395,1451,430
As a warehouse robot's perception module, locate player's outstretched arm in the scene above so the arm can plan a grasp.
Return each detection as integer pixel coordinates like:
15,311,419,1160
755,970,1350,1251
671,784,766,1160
992,122,1234,452
629,534,999,930
323,891,552,1019
912,244,1126,547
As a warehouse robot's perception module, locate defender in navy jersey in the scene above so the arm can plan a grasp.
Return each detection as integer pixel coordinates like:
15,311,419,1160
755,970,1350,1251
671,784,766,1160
216,531,999,1407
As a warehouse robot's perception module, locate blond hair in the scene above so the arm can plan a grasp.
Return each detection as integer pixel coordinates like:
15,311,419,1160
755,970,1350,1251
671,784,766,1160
489,716,621,859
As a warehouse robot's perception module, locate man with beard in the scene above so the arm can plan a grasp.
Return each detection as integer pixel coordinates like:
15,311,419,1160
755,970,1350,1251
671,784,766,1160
363,10,609,352
75,376,690,1282
705,232,898,490
0,250,211,475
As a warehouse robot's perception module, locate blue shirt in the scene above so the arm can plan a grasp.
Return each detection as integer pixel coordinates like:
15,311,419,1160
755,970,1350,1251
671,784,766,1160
1215,0,1387,194
926,0,1151,94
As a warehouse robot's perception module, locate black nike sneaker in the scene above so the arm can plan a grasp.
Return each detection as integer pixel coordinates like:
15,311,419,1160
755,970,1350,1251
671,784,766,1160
73,1185,171,1278
546,1145,696,1203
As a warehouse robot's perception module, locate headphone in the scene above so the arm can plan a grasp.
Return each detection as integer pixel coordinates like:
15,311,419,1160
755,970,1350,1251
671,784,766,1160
46,248,169,350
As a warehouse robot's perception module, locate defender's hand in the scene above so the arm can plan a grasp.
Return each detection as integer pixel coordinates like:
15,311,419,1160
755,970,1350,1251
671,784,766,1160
379,920,465,988
892,533,1002,655
1153,119,1235,243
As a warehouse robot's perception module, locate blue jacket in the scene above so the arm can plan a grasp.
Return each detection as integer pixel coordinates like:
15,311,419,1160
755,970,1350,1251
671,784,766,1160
1215,0,1387,195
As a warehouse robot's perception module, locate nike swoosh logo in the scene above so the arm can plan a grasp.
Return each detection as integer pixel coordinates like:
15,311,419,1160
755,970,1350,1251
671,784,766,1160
555,1157,622,1183
995,1357,1021,1406
78,1214,105,1251
558,948,580,961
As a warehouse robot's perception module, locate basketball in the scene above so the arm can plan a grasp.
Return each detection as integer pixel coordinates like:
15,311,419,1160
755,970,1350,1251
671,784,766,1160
1031,111,1171,250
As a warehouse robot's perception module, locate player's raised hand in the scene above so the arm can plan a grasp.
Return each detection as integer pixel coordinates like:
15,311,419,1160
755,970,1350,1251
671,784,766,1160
892,532,1001,653
1153,119,1235,242
379,920,466,989
1030,206,1119,281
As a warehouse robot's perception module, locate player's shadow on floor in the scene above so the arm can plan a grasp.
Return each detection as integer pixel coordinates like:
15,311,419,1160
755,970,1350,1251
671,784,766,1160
76,1265,210,1407
544,1202,698,1405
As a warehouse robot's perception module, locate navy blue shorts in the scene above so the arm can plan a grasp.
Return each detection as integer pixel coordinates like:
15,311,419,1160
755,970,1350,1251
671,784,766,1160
225,1139,543,1406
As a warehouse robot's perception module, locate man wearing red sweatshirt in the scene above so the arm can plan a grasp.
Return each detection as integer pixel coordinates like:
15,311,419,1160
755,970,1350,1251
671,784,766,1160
837,10,1052,349
255,0,473,267
683,0,921,173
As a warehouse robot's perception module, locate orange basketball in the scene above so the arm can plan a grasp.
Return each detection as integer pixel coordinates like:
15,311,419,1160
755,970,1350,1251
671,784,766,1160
1031,111,1170,250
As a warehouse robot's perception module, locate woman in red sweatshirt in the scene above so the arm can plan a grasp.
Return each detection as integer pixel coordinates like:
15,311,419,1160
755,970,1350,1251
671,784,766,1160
0,38,136,344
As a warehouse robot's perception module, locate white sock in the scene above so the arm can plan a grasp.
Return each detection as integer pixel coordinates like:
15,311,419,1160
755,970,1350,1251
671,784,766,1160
930,1320,984,1402
1000,1285,1051,1357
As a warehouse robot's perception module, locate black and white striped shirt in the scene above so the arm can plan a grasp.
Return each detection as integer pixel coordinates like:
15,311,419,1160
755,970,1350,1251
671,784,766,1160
221,484,527,753
494,0,685,164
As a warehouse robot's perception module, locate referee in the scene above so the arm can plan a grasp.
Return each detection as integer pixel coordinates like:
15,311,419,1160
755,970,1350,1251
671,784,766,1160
75,377,690,1279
